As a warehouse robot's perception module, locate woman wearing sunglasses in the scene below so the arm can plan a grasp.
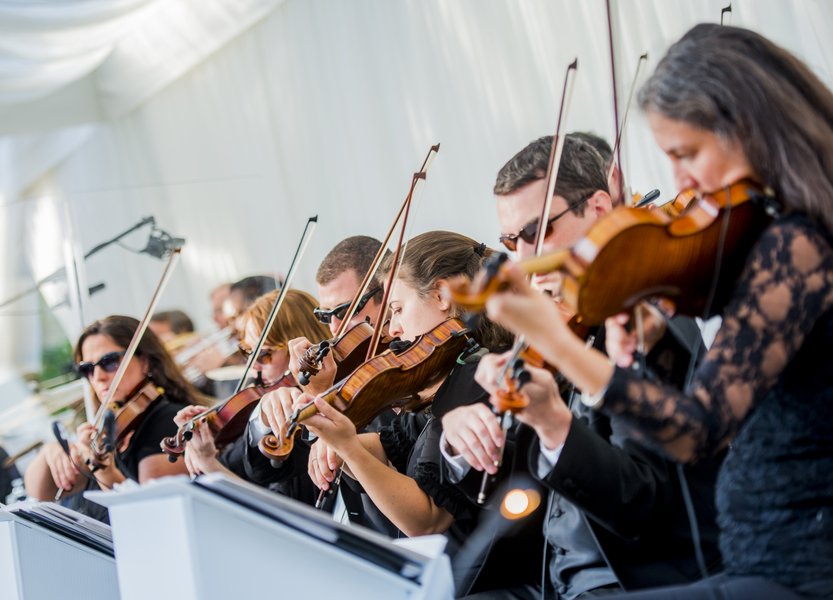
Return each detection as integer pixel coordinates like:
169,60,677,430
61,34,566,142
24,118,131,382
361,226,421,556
173,289,333,504
24,315,204,518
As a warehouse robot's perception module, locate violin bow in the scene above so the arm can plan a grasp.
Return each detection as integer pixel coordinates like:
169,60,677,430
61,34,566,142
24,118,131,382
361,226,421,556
607,53,648,204
477,59,578,505
335,144,440,342
366,143,441,359
314,144,440,510
178,215,319,440
605,0,649,206
231,215,318,395
89,246,183,461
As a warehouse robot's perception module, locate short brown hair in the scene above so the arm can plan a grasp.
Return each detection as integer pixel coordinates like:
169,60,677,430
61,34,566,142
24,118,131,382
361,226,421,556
241,289,330,347
494,135,609,215
150,310,195,335
316,236,385,287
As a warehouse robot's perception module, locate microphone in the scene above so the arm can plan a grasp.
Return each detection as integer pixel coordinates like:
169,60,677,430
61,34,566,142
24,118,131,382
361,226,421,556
142,226,186,259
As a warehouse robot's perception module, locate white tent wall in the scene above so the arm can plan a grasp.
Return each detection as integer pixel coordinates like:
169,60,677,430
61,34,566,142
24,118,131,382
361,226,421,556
3,0,833,387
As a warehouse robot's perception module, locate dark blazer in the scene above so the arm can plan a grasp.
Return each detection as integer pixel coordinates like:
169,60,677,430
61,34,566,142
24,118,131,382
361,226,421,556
530,410,723,590
450,316,723,594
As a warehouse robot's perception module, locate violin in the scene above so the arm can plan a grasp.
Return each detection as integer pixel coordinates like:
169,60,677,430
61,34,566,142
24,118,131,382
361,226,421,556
633,188,697,218
450,179,776,325
159,371,294,460
89,379,163,466
259,318,471,462
161,215,319,462
87,248,183,468
297,320,392,386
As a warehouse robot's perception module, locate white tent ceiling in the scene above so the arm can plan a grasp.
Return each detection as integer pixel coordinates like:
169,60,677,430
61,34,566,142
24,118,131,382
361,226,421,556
1,0,832,402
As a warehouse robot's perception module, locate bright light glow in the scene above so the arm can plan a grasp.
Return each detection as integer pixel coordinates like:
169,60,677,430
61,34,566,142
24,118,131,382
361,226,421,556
503,489,530,515
500,488,541,520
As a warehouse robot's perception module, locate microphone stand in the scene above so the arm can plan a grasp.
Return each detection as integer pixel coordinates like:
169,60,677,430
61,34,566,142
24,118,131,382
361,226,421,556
0,216,157,309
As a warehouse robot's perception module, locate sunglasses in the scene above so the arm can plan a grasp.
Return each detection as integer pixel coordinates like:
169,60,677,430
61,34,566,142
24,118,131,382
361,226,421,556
237,344,279,365
75,351,126,379
498,194,592,252
313,286,381,325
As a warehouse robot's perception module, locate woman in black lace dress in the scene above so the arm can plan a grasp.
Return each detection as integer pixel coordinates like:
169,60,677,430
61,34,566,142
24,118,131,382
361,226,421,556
483,24,833,599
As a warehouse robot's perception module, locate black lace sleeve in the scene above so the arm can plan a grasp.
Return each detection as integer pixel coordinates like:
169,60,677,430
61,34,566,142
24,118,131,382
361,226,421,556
604,216,833,462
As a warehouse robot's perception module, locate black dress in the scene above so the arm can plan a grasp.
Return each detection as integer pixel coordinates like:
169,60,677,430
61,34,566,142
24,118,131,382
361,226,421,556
61,395,184,523
377,361,487,548
603,213,833,597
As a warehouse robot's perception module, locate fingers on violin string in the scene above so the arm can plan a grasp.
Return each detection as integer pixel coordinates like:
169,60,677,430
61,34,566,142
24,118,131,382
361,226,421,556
313,395,338,417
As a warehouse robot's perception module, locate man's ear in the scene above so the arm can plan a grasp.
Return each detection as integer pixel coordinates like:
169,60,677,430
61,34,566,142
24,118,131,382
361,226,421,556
588,189,613,217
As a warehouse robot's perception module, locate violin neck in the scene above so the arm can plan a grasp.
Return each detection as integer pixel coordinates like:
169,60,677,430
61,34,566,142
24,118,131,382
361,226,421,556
519,248,570,276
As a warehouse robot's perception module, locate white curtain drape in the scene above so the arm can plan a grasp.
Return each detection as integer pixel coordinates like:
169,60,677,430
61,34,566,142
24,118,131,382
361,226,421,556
2,0,832,399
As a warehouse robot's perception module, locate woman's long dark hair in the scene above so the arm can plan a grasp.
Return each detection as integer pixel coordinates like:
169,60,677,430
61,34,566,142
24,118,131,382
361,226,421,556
380,231,513,352
639,23,833,235
74,315,204,406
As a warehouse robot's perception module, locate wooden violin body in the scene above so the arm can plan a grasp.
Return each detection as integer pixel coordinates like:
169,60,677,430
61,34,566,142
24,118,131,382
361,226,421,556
561,179,773,324
451,179,775,325
259,318,470,461
91,380,162,462
160,372,294,460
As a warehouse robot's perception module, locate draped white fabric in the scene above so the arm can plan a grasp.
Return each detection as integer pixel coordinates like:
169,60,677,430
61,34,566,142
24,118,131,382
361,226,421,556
1,0,832,400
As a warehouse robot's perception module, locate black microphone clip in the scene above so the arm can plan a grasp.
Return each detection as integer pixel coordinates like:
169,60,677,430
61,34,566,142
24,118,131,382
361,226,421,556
142,226,186,259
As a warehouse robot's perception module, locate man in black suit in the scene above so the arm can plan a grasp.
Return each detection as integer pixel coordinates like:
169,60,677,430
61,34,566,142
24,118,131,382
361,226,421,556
442,134,722,599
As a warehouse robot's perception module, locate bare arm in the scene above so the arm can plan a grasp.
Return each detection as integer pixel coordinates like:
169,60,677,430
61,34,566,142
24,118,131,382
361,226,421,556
305,398,453,536
23,442,86,500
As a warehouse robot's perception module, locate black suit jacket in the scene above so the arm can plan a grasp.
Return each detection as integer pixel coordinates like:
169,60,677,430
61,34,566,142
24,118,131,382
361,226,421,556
450,316,723,593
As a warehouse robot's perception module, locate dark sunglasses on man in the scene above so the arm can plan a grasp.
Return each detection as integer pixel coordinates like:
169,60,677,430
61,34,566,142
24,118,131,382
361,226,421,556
498,194,592,252
313,286,381,325
75,351,126,379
